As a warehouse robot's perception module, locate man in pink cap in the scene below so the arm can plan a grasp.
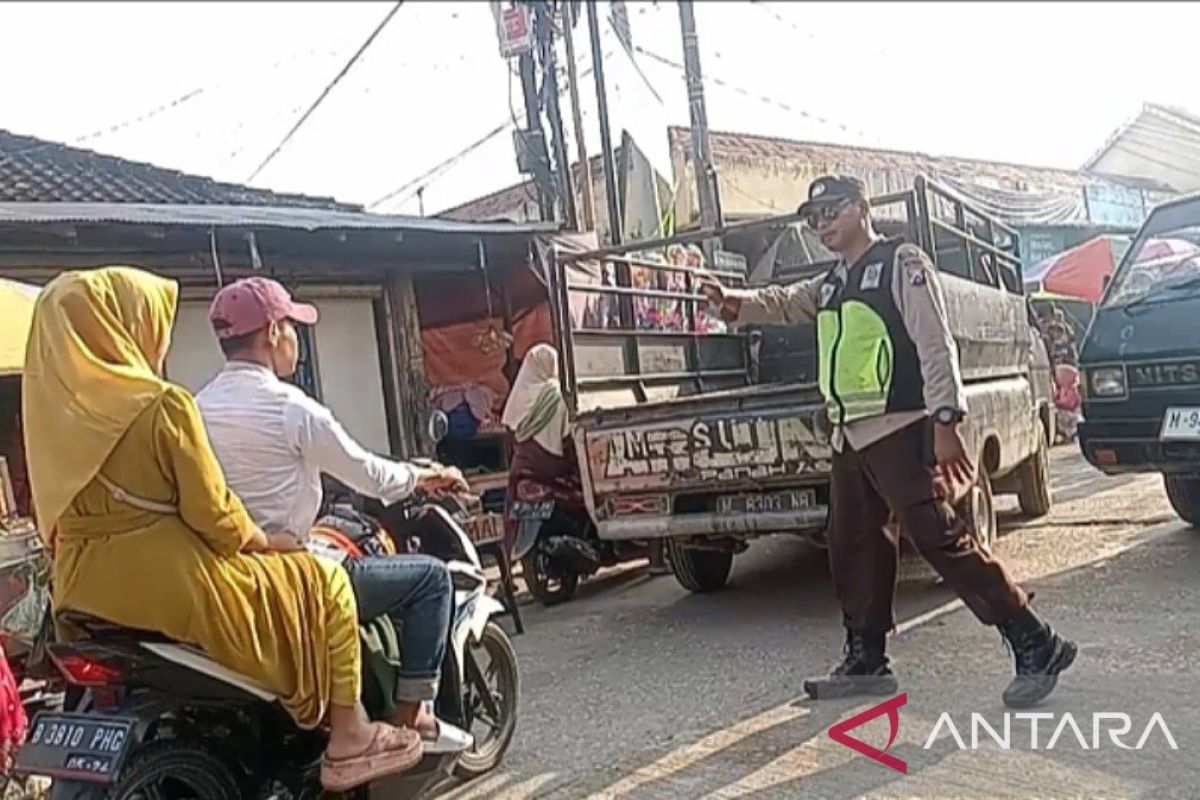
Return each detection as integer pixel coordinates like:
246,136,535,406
196,277,472,755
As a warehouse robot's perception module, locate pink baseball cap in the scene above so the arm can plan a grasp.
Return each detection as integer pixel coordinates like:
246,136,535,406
208,277,319,339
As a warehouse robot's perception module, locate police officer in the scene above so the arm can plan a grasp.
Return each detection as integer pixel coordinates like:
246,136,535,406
700,176,1076,708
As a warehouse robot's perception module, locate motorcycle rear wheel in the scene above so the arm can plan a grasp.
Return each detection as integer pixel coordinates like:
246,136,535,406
454,622,520,780
111,741,241,800
521,552,578,606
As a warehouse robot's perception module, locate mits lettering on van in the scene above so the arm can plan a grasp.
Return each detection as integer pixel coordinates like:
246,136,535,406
589,415,833,489
1128,359,1200,388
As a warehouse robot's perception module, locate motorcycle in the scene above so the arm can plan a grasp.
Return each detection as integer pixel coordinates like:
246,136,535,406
15,486,520,800
508,473,646,607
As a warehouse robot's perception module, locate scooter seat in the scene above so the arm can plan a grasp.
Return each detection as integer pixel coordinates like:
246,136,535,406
57,611,279,702
56,611,174,643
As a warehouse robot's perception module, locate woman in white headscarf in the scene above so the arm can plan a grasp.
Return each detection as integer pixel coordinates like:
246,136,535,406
501,343,569,456
500,344,584,553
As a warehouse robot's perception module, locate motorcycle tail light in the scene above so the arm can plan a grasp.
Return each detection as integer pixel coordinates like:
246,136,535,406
50,652,123,687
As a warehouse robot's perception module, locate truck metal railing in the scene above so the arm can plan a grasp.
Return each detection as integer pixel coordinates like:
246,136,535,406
913,175,1023,293
550,222,775,415
547,176,1024,415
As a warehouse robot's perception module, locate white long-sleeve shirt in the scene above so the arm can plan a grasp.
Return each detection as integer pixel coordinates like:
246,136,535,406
195,361,415,538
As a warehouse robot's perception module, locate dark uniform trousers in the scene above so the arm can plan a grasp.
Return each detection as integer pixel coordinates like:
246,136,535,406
828,419,1028,634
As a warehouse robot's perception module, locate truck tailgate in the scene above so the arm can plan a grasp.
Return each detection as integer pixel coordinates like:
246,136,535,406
576,383,832,498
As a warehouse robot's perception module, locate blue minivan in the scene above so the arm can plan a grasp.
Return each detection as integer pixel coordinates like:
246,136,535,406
1079,191,1200,523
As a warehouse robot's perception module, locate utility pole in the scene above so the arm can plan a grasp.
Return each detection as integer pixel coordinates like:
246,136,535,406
562,1,595,232
536,1,578,229
678,0,723,238
517,46,554,222
586,0,622,245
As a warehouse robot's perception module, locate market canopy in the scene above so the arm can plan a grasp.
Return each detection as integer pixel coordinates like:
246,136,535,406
0,278,41,376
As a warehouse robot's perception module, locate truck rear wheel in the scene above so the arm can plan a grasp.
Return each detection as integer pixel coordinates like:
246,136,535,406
666,540,733,593
1016,424,1053,518
956,468,996,553
1164,475,1200,527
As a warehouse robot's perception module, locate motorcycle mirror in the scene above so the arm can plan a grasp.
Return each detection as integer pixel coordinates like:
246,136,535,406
428,410,450,444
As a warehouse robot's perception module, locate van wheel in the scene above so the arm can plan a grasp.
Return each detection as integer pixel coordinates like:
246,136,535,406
1016,424,1053,518
1164,475,1200,527
667,540,732,593
113,742,241,800
956,469,997,553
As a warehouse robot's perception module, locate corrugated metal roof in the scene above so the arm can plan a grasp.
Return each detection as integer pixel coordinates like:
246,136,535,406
1083,104,1200,193
0,202,560,236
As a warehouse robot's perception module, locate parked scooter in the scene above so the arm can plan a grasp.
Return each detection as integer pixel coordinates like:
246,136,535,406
508,472,647,607
15,483,520,800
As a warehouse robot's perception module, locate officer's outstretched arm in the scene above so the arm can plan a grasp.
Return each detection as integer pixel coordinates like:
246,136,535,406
721,275,823,327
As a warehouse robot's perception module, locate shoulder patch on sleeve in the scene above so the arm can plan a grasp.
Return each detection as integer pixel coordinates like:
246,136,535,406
895,243,932,286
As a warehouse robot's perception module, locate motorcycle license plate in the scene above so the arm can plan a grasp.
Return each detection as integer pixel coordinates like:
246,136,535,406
16,712,136,783
716,489,816,515
510,500,555,521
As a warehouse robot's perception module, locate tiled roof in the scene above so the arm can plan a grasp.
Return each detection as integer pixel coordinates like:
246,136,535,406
668,126,1147,194
439,152,612,222
0,128,359,210
669,126,1171,227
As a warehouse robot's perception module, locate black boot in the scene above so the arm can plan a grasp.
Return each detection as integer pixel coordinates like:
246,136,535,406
998,607,1077,709
803,630,899,700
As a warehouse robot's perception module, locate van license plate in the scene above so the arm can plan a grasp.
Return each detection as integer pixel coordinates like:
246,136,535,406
1160,407,1200,441
16,713,135,783
717,489,815,515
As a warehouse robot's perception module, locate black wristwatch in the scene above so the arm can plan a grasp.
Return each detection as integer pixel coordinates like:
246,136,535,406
932,407,965,426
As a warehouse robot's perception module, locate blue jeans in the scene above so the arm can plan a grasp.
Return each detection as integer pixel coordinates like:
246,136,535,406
343,554,451,703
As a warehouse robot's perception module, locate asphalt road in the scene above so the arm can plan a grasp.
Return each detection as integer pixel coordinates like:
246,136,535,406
447,446,1198,800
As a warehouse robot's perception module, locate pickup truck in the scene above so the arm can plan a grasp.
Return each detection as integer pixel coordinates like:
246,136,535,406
546,176,1055,593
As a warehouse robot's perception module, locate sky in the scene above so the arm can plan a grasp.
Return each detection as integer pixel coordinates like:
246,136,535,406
2,1,1199,216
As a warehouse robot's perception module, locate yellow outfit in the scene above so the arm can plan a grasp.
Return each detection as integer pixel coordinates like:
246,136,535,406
23,267,361,728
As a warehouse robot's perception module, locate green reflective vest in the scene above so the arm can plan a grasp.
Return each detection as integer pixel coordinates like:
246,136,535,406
816,239,924,427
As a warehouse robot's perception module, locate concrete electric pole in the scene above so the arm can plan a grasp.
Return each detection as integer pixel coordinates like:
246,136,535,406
586,0,623,245
562,1,596,232
678,0,723,235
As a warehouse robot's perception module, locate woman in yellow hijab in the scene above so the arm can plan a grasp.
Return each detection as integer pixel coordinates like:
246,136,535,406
23,267,421,791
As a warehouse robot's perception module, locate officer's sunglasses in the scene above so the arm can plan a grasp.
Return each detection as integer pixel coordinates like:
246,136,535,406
803,199,853,229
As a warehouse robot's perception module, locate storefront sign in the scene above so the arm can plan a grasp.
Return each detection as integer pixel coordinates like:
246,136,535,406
1084,183,1147,228
492,2,534,59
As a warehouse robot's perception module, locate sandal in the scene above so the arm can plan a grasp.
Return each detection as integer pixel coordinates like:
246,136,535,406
320,723,422,792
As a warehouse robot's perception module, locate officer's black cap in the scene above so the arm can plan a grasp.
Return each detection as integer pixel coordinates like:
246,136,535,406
797,175,866,216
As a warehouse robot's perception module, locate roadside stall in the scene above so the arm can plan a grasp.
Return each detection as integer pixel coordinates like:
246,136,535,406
0,278,46,782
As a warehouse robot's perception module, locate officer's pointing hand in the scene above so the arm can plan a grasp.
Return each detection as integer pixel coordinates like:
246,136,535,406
694,268,726,306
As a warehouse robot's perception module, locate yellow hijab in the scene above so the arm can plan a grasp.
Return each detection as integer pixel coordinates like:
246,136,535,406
23,267,179,540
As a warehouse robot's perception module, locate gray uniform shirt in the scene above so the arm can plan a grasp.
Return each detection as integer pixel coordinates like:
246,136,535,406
725,241,968,451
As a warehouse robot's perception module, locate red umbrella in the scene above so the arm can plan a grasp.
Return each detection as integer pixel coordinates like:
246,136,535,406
1025,236,1119,303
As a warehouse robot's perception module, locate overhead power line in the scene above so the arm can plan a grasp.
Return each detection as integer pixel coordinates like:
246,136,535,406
246,0,406,183
368,120,513,210
370,39,617,214
632,43,872,143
